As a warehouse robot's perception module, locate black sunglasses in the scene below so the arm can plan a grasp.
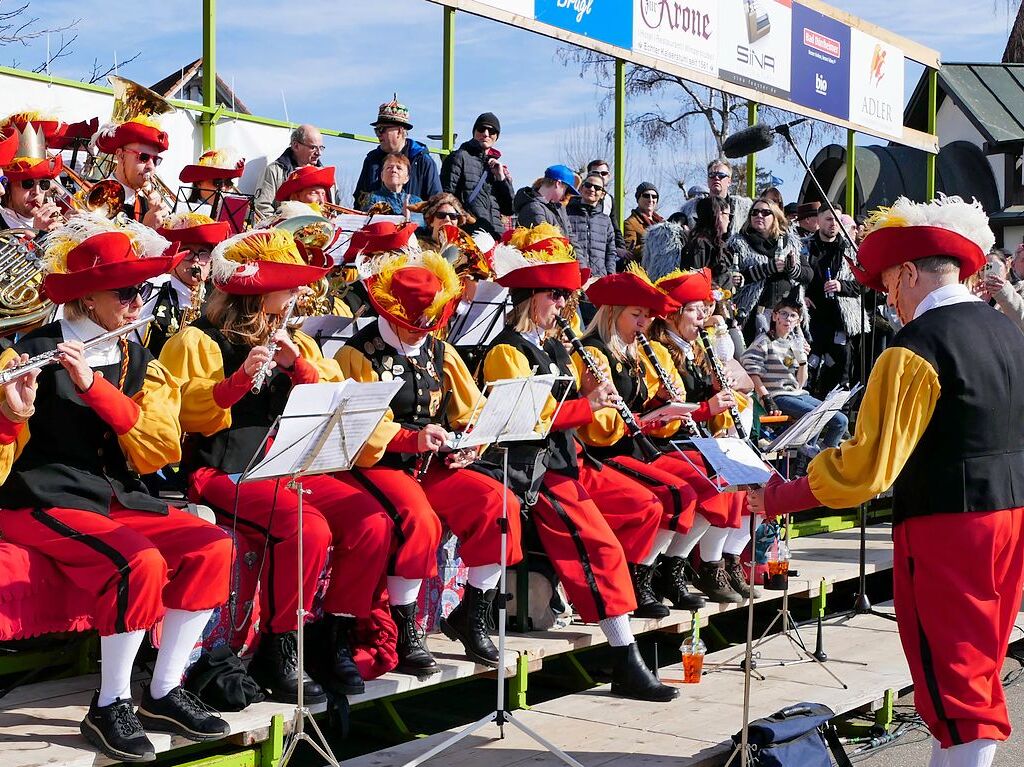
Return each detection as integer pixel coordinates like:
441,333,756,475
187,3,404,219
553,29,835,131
750,208,773,218
111,282,155,305
476,126,499,136
123,148,164,166
708,171,731,180
641,192,659,199
434,211,460,221
581,181,605,192
548,288,572,300
20,179,52,191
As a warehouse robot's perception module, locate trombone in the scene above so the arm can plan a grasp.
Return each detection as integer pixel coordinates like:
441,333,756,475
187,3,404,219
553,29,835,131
141,171,177,212
51,163,125,219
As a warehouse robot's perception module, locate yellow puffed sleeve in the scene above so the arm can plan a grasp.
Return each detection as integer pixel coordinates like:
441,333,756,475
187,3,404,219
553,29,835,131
334,344,401,468
294,330,343,382
483,342,576,435
159,327,232,436
442,341,485,431
808,347,940,509
572,345,626,447
0,347,31,483
120,358,182,474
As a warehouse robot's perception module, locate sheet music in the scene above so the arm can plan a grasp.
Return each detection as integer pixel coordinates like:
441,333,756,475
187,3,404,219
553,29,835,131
244,379,402,480
765,386,859,453
638,401,700,427
445,375,557,450
689,437,773,490
447,280,509,348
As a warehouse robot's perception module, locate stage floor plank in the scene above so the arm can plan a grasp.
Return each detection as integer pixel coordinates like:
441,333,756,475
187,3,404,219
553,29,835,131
0,524,896,767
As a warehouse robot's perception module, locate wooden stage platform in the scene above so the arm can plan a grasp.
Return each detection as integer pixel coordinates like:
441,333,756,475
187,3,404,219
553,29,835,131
1,524,897,767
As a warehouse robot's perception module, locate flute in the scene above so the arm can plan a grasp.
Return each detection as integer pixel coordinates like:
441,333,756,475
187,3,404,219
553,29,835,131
555,316,661,463
0,314,154,385
636,331,702,439
251,295,298,394
696,327,748,441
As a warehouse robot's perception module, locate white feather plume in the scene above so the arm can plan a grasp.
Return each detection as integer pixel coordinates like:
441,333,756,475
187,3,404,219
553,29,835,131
867,195,995,255
488,243,529,280
89,121,118,151
471,230,496,255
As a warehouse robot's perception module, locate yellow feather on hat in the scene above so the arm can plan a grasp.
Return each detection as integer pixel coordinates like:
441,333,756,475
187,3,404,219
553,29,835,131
210,228,306,284
506,223,575,263
625,261,657,286
366,249,461,327
42,212,171,277
162,212,216,230
367,252,410,321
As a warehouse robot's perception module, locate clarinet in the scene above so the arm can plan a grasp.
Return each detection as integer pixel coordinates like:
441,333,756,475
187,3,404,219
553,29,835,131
637,332,702,439
555,316,661,462
696,327,748,441
250,295,298,393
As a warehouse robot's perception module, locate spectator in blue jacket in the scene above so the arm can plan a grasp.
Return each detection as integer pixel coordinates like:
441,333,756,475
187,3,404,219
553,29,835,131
354,95,441,204
360,152,424,225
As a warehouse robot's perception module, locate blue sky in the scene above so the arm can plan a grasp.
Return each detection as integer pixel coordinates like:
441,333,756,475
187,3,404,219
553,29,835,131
7,0,1020,208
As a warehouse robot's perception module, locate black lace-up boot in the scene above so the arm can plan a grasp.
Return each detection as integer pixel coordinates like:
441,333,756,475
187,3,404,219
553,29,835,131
440,584,500,667
629,562,670,619
248,631,326,704
390,602,439,677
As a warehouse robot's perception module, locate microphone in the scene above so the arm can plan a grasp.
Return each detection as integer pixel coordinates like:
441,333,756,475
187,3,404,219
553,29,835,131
721,118,808,159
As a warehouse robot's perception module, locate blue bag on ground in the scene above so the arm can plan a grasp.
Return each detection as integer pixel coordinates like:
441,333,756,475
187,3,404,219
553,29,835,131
731,702,836,767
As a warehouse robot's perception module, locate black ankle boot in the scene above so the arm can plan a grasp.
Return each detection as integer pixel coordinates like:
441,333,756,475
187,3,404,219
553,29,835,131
248,631,326,705
723,553,761,599
390,602,439,677
328,616,366,696
610,643,679,702
693,559,744,604
629,562,670,619
80,692,155,762
440,584,500,667
655,555,706,611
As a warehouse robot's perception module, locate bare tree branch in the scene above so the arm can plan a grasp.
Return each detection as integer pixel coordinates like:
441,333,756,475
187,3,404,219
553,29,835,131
84,51,141,84
0,2,78,48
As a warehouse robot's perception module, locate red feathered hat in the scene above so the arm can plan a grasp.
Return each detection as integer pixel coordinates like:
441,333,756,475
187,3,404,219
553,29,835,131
853,197,994,292
275,165,335,202
656,268,714,306
49,117,100,150
43,230,183,305
210,229,329,296
179,148,246,184
363,251,462,333
94,119,169,154
494,224,583,290
343,220,418,263
158,213,232,248
5,154,63,182
0,130,17,167
586,266,680,317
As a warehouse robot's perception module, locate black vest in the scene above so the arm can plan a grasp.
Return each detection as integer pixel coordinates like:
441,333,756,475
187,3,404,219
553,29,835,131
146,282,183,359
346,322,446,470
891,301,1024,522
187,318,293,475
488,327,580,478
581,333,649,460
0,322,167,515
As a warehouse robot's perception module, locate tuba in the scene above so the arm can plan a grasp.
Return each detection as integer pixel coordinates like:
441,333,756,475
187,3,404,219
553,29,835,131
0,229,51,335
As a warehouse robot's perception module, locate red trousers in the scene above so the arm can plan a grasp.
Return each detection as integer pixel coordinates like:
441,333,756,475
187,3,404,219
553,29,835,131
198,471,391,632
533,471,637,623
659,450,746,528
893,508,1024,748
337,463,522,579
577,459,662,564
0,503,231,637
603,454,699,533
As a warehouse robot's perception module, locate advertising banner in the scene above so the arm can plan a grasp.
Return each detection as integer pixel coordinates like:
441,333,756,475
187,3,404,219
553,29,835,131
848,28,904,138
534,0,633,50
790,3,849,119
718,0,792,98
633,0,719,76
474,0,535,16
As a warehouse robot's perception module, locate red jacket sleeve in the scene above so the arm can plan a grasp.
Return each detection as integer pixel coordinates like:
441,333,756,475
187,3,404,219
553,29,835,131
78,373,141,435
551,398,594,432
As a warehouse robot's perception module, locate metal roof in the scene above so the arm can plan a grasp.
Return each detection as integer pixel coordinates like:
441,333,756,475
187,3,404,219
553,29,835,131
906,63,1024,148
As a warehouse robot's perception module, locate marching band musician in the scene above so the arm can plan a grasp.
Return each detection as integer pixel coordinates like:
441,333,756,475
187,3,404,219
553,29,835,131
0,121,64,234
335,232,521,674
160,228,393,703
750,197,1024,767
179,148,246,207
94,115,171,227
648,269,756,605
481,229,679,702
0,215,231,762
275,164,335,212
146,213,228,356
571,266,710,605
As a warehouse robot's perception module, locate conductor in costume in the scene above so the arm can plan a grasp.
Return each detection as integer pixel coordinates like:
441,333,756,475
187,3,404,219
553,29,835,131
749,196,1024,767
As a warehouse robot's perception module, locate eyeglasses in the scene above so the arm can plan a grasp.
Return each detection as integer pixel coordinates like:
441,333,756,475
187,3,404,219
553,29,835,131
184,249,213,263
641,192,659,199
708,172,731,180
776,310,800,320
111,282,155,305
581,181,605,192
475,126,498,136
123,148,163,166
548,288,572,300
434,211,459,221
750,208,773,218
298,140,325,152
19,179,52,191
591,169,610,177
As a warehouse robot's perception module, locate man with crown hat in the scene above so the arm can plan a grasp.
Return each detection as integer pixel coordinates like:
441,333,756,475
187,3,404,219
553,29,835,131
354,94,441,206
94,114,171,227
480,225,680,701
334,241,521,675
160,227,393,704
0,120,64,234
0,213,232,761
143,213,231,356
749,197,1024,767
